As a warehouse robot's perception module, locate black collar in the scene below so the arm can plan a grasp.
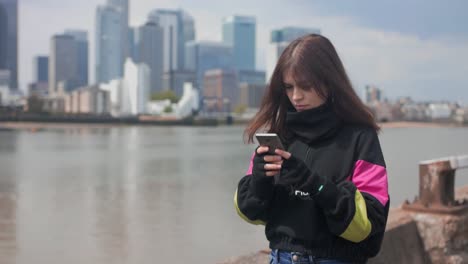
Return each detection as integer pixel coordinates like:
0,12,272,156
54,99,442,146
285,99,342,144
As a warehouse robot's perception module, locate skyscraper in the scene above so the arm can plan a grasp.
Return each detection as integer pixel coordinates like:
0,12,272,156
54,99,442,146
107,0,129,72
35,56,48,83
185,41,233,91
28,56,49,96
135,21,164,93
222,15,256,71
96,5,123,83
49,34,79,95
128,26,136,61
0,0,18,89
64,30,89,88
148,9,195,72
182,12,195,52
266,27,321,81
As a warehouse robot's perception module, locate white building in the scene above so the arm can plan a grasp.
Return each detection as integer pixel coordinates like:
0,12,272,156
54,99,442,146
174,82,199,118
0,84,23,106
147,99,173,115
125,58,150,115
400,103,427,121
100,58,151,116
0,85,10,105
426,103,452,120
100,79,130,116
147,82,199,118
454,108,468,124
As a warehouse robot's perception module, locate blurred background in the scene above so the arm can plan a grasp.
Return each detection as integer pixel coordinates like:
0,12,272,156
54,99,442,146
0,0,467,263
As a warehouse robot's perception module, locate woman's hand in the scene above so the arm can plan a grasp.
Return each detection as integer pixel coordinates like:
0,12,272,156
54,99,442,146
274,149,292,160
274,149,313,190
252,146,284,177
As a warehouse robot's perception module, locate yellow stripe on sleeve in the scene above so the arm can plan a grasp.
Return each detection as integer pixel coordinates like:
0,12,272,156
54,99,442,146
234,189,266,226
339,190,372,243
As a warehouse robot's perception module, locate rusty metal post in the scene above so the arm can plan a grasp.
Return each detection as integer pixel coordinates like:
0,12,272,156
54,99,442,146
418,161,454,207
403,155,468,214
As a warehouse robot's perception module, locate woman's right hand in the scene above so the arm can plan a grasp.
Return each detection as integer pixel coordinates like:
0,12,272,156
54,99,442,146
252,146,283,177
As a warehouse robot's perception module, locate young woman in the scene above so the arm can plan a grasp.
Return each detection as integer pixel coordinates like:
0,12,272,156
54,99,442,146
234,34,389,264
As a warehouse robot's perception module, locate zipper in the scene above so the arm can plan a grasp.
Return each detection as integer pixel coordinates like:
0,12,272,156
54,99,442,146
304,146,311,164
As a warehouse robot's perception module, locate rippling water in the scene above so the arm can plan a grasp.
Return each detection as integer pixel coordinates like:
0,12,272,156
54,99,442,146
0,125,467,263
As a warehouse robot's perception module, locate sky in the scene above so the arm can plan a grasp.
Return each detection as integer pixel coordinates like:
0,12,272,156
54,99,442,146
19,0,468,104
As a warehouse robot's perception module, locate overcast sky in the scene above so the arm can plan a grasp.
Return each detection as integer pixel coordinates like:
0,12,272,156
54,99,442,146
19,0,468,103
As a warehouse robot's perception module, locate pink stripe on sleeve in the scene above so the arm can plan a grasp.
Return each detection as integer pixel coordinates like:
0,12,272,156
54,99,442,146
351,160,389,206
246,152,255,175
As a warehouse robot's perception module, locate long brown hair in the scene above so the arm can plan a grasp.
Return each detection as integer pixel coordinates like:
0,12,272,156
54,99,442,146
244,34,379,143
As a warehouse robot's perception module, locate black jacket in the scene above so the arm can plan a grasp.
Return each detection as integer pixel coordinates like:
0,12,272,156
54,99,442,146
235,103,389,263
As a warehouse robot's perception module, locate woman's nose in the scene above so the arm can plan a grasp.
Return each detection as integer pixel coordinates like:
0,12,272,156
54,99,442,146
292,88,303,101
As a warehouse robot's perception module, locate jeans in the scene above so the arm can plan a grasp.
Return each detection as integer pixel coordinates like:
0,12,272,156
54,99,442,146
269,249,355,264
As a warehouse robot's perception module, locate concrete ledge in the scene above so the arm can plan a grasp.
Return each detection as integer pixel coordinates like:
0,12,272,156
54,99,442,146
368,208,430,264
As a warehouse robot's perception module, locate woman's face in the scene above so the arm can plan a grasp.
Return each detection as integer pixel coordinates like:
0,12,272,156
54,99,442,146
283,71,326,112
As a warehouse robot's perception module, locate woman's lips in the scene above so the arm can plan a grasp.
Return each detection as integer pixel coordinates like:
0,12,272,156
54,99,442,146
295,105,308,110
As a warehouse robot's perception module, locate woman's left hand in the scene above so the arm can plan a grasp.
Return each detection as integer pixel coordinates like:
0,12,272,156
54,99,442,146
274,149,292,160
273,149,313,190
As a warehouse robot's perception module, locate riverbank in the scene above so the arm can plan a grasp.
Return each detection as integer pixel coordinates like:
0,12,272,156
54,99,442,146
378,121,463,128
0,114,219,130
0,120,464,131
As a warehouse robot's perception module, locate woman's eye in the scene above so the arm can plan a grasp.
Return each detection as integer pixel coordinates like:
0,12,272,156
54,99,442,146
284,85,293,90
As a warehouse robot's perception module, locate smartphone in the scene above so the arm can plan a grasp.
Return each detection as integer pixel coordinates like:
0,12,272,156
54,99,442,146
255,133,285,154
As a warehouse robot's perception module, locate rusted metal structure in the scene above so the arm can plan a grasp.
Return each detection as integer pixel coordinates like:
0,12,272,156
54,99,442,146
403,155,468,214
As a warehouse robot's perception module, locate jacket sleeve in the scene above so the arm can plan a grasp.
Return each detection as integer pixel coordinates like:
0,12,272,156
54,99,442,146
308,128,389,249
234,152,275,225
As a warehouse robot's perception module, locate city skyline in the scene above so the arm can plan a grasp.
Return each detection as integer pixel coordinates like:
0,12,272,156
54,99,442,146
0,0,18,89
17,0,468,103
